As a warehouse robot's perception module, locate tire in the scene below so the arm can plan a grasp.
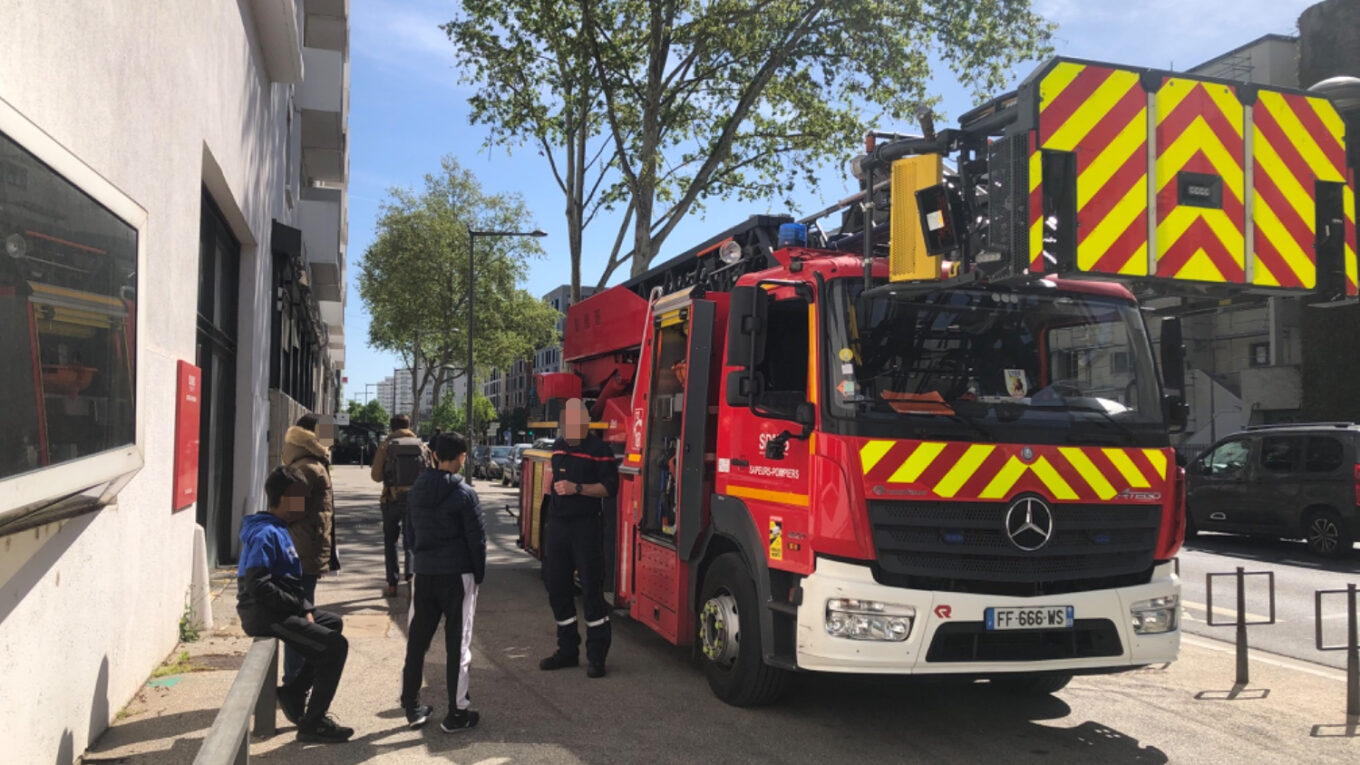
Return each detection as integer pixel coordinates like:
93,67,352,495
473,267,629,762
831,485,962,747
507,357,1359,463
1183,509,1198,540
1304,509,1353,558
697,552,789,706
989,672,1072,695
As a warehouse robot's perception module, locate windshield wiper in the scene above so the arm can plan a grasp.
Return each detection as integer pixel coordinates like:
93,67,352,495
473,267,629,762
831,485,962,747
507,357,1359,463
1053,402,1139,444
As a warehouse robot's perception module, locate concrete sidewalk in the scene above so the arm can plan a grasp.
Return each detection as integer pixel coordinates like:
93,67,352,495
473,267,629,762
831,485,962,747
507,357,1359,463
84,465,1360,763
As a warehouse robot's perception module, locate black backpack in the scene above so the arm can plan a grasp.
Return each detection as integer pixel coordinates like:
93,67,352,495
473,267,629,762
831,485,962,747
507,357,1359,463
383,436,428,491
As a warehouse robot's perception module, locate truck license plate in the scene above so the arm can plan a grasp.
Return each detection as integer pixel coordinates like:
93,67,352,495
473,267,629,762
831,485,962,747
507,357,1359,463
985,606,1074,631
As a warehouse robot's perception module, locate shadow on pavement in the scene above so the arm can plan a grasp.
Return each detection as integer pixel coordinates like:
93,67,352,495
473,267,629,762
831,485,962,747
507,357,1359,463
1183,534,1359,573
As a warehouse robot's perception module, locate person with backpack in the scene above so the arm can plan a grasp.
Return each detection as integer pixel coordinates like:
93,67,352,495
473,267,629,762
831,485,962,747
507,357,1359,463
371,414,436,597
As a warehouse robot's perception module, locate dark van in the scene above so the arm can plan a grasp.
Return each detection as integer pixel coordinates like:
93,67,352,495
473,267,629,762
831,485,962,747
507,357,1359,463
1186,423,1360,557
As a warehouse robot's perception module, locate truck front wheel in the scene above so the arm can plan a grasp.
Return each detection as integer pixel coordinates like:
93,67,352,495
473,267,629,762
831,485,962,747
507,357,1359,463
697,552,789,706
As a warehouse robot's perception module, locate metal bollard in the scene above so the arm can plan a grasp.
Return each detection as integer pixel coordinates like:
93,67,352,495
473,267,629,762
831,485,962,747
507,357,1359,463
1206,566,1276,686
1313,582,1360,726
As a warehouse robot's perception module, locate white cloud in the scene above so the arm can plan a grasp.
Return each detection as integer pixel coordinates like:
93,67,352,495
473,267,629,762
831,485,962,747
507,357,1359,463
1036,0,1312,68
351,0,464,87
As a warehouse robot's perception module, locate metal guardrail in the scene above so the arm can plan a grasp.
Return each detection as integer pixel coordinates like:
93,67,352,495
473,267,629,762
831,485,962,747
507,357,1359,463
1314,583,1360,726
193,637,278,765
1206,567,1276,686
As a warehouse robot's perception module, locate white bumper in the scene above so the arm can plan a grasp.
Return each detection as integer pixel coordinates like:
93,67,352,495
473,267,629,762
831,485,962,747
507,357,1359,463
795,557,1180,674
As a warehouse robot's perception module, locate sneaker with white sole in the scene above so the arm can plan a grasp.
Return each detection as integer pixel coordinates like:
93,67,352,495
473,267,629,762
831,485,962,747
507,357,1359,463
440,709,479,733
405,704,433,729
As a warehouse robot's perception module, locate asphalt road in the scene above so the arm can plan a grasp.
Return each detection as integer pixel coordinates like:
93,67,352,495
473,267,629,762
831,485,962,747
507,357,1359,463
1177,532,1360,670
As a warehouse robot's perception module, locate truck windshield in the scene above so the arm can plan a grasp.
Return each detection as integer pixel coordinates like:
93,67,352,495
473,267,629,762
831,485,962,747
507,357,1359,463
823,280,1166,446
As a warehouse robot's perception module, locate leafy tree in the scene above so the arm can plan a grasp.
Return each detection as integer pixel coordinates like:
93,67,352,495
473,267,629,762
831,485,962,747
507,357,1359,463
355,399,389,428
357,157,560,431
445,3,612,304
505,407,531,442
446,0,1052,289
429,390,500,437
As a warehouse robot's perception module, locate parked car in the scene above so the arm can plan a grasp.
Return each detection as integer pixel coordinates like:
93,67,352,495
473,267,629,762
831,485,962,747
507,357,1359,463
486,445,513,481
505,442,533,487
331,424,382,465
1186,423,1360,557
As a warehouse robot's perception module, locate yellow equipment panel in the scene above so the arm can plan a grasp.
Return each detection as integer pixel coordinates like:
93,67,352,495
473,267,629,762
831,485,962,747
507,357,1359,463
889,154,943,282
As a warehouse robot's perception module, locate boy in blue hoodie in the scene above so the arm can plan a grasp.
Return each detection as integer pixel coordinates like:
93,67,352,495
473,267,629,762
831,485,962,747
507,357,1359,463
237,466,353,743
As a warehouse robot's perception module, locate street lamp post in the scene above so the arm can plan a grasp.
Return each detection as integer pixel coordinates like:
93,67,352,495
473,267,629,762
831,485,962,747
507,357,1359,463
465,226,546,484
363,383,378,405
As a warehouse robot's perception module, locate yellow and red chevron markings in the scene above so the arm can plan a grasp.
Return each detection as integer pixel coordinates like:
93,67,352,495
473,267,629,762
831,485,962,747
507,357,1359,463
859,440,1169,504
1348,171,1358,296
1154,78,1246,283
1031,57,1357,293
1028,131,1044,271
1251,90,1350,289
1038,61,1150,277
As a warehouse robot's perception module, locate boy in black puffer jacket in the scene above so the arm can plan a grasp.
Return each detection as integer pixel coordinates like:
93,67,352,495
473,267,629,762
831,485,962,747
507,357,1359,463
400,433,487,733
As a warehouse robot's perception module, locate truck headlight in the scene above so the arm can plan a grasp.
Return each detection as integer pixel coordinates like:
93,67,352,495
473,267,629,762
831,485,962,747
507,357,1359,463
1130,595,1178,635
825,598,914,641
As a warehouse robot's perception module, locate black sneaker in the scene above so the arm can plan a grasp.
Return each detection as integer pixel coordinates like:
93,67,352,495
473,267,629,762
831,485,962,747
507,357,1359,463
405,704,433,729
297,714,354,743
277,684,306,725
440,709,480,733
587,662,607,679
539,653,579,671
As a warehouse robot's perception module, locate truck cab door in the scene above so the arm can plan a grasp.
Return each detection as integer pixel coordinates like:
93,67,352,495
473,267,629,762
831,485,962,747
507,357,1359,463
719,290,816,573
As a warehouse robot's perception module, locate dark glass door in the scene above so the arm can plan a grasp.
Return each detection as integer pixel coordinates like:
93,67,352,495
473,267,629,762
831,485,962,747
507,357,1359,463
196,191,240,564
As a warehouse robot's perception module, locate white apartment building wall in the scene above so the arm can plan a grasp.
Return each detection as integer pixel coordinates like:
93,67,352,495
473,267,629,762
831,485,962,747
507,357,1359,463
376,375,396,414
0,2,348,762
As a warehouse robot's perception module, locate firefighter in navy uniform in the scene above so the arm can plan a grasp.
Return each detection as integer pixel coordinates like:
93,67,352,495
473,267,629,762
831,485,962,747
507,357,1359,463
540,398,619,678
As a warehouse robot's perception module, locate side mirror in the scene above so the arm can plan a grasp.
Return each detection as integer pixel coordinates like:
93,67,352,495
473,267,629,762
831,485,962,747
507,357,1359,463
794,402,815,429
1163,394,1188,433
726,285,769,372
1160,316,1186,394
725,368,762,407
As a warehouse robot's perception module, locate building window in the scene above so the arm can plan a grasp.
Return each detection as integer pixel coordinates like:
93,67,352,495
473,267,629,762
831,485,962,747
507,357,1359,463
0,128,138,485
1249,341,1269,367
0,103,145,534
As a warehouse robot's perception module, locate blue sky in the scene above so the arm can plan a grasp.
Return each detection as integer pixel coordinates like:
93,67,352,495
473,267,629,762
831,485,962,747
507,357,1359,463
342,0,1317,401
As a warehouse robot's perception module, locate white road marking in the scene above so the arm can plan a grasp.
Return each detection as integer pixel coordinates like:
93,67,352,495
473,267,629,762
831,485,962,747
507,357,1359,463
1181,599,1281,624
1181,634,1346,683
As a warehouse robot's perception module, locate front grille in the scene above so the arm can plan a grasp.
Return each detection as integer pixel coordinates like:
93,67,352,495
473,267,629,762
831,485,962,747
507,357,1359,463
926,619,1123,663
868,500,1161,596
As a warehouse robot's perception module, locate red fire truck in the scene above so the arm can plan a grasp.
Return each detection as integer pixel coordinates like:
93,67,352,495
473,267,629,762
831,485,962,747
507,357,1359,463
517,56,1358,705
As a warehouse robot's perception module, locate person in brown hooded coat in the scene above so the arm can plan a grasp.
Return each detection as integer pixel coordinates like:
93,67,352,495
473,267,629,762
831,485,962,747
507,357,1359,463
280,413,337,695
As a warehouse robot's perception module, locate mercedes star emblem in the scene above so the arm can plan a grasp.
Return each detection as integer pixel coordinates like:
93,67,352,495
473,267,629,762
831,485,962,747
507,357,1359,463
1005,497,1055,551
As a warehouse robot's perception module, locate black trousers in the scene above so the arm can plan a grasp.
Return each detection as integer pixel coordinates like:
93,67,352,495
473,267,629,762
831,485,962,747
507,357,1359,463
544,515,611,664
382,498,412,586
402,573,479,710
269,610,347,726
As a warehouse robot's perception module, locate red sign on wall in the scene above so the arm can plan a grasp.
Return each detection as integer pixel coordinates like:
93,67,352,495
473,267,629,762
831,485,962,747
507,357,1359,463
173,360,201,512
